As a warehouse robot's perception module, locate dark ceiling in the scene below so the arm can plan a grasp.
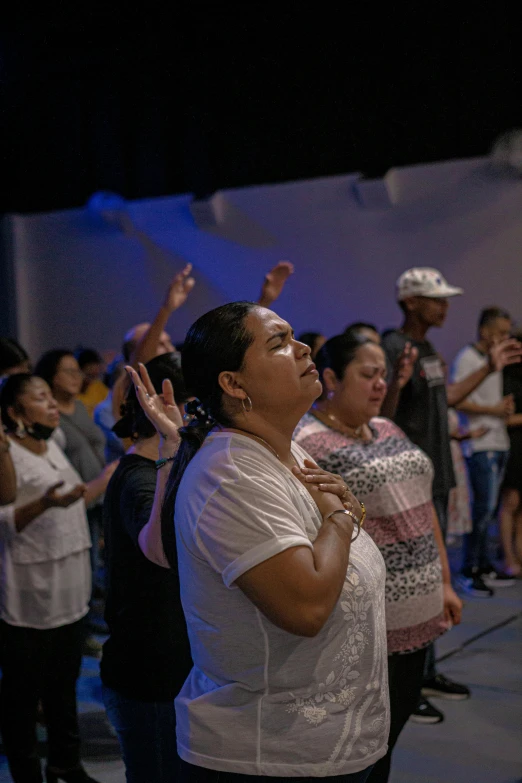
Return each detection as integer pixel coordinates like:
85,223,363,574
2,9,521,214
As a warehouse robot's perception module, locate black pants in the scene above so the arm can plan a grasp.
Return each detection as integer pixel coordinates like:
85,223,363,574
178,761,375,782
365,647,428,783
0,618,85,783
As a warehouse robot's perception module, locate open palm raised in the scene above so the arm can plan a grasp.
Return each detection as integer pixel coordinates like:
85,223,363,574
125,363,183,447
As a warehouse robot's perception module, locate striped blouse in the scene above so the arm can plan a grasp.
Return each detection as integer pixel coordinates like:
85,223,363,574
294,414,447,654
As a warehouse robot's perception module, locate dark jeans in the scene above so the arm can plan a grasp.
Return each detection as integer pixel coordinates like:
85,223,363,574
0,618,85,783
462,450,509,572
178,761,375,782
366,647,428,783
423,493,449,682
102,685,180,783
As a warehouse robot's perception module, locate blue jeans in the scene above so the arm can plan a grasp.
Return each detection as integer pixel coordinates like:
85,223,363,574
102,685,179,783
462,450,509,572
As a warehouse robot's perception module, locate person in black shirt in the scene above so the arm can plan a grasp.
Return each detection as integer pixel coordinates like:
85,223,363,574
101,353,192,783
381,267,521,725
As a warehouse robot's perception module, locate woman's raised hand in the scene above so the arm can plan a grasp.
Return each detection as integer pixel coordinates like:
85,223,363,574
125,363,182,450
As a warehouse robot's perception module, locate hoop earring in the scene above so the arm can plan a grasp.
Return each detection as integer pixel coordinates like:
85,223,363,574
241,395,253,414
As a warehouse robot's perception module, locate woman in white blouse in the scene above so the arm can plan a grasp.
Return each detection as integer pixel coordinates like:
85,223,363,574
0,373,113,783
129,301,389,782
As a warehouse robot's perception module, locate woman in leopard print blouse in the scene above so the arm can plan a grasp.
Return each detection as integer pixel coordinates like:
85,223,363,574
294,333,462,783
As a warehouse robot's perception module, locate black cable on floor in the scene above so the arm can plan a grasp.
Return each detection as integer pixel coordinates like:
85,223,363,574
436,610,522,663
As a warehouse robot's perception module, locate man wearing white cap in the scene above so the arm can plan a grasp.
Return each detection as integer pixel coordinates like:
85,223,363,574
381,267,521,725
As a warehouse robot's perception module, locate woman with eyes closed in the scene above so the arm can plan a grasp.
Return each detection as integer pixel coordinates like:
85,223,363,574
128,301,389,782
293,334,463,783
0,374,103,783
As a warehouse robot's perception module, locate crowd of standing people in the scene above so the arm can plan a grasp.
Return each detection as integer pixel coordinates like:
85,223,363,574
0,262,521,783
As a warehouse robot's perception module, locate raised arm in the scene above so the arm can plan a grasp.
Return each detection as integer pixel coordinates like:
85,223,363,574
112,264,196,421
257,261,294,308
125,364,182,567
380,342,418,419
132,264,195,366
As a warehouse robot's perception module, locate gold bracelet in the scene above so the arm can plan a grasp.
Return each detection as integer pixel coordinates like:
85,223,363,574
324,509,361,542
359,502,366,528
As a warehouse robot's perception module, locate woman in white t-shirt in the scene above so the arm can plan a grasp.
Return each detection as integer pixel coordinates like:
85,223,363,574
0,373,112,783
129,301,389,782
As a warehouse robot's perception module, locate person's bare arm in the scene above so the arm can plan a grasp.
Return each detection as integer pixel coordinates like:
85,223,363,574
257,261,294,308
83,461,119,506
236,511,353,637
112,265,196,421
380,385,401,420
451,425,489,442
456,394,514,418
14,482,86,533
132,264,195,366
0,433,16,505
447,365,492,407
431,507,462,625
236,464,361,638
380,343,418,419
448,338,522,407
125,364,182,568
138,454,172,568
507,413,522,428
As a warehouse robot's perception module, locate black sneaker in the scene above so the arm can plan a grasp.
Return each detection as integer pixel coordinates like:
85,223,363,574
422,674,470,701
457,572,494,598
481,566,516,588
409,697,444,724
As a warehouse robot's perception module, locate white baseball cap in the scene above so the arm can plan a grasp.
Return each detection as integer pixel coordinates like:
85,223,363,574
396,267,464,301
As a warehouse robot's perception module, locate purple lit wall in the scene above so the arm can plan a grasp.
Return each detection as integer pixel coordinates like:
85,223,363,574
6,156,522,365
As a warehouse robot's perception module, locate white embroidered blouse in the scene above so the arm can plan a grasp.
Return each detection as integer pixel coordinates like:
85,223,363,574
0,438,91,629
174,431,389,777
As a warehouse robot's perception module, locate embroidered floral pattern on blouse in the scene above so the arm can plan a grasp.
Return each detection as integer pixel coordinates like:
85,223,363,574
286,570,372,726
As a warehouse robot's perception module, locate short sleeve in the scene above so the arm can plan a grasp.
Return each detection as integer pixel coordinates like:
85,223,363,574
452,347,482,384
193,465,314,589
119,466,156,547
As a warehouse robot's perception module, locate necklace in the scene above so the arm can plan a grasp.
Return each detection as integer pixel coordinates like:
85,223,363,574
312,406,369,441
225,426,297,466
